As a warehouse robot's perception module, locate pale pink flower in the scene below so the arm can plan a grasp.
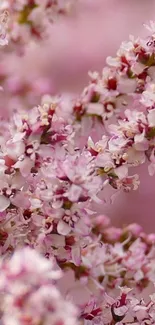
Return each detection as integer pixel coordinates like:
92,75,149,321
0,172,29,212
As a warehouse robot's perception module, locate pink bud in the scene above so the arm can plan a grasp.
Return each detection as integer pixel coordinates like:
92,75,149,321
147,233,155,244
104,227,122,242
95,215,110,228
32,78,53,95
125,223,143,237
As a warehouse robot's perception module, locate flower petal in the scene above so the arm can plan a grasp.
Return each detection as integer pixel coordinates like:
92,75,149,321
57,220,71,236
0,195,10,212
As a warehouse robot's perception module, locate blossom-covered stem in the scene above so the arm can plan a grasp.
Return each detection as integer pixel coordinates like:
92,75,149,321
0,5,155,325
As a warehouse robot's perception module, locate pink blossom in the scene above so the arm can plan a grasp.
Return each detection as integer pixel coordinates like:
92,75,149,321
0,3,155,324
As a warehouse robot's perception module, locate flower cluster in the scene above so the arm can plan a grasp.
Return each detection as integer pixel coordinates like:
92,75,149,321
0,3,155,325
0,102,103,239
81,286,155,325
87,104,155,191
3,0,76,44
71,23,155,123
55,217,155,299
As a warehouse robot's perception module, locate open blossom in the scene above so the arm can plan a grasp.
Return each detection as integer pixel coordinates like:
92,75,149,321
0,172,30,212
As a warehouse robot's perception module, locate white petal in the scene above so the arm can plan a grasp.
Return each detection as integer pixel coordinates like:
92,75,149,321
86,103,103,116
148,163,155,176
71,246,81,266
118,78,137,93
115,165,128,180
57,220,71,236
68,184,82,202
14,157,34,177
11,193,30,209
0,195,10,212
148,109,155,127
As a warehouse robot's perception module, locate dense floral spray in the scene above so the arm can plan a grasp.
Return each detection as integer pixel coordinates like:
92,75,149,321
0,1,155,325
